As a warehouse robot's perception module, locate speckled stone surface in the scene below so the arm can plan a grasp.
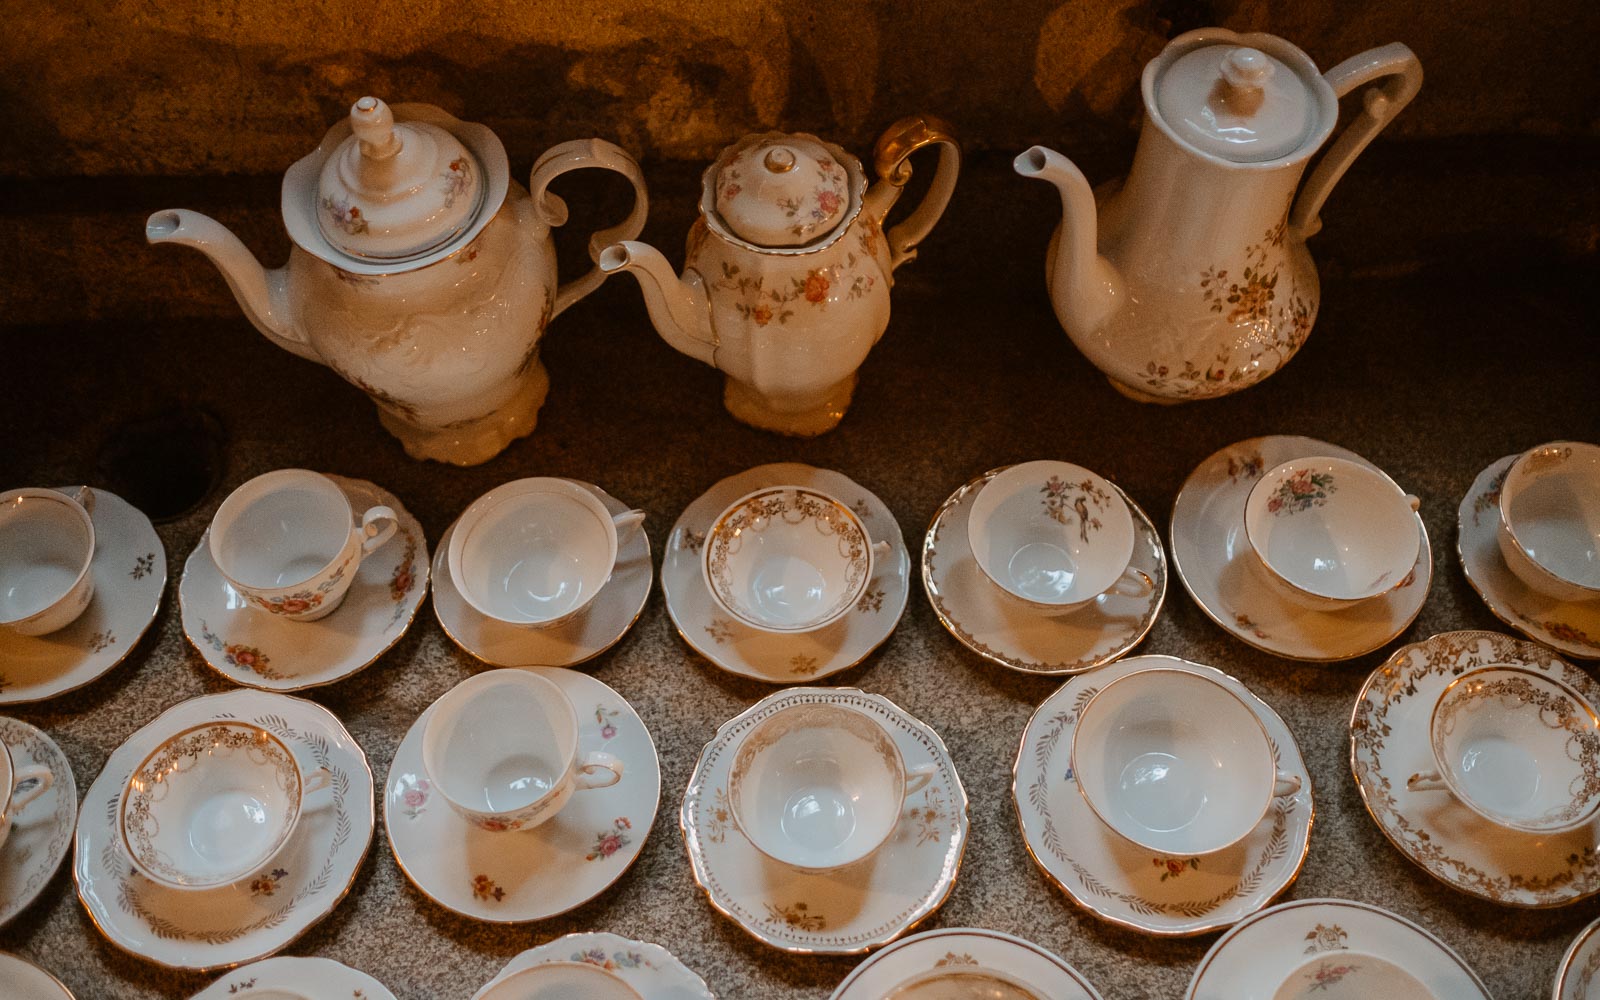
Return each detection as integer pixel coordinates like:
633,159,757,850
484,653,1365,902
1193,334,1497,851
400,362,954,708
1,152,1597,999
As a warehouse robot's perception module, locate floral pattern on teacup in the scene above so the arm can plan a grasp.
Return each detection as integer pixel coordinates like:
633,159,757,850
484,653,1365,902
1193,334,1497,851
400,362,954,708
1041,475,1112,544
1266,468,1337,516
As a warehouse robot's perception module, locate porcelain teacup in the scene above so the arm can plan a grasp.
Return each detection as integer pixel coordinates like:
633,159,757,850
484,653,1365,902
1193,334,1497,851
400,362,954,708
119,721,331,891
449,478,646,630
729,701,933,871
0,737,55,852
1071,668,1301,856
1405,665,1600,833
477,961,644,1000
209,469,397,621
1497,441,1600,604
1271,951,1435,1000
0,486,96,636
422,669,624,833
703,486,886,634
885,965,1048,1000
1244,456,1420,610
966,460,1150,612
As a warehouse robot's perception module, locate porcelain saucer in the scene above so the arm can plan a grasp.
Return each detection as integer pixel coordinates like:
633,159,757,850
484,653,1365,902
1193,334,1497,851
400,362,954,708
0,716,77,928
190,956,396,999
475,932,714,999
662,464,910,683
1171,436,1431,661
385,667,660,922
681,687,967,954
1350,629,1600,906
73,689,375,970
180,475,429,691
831,926,1102,999
923,467,1166,674
0,487,165,705
1556,916,1600,999
432,480,652,667
1459,456,1599,660
0,952,74,999
1013,654,1311,936
1187,897,1489,999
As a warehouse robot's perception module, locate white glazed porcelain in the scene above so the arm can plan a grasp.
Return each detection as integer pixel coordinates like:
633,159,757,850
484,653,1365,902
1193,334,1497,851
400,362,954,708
1171,436,1431,661
385,668,659,922
0,487,96,637
966,461,1148,610
0,952,75,1000
448,478,645,630
209,469,396,622
476,933,714,1000
1271,951,1435,1000
1459,456,1600,661
190,956,398,1000
1404,666,1600,834
0,733,53,853
422,669,623,833
704,486,881,634
1016,28,1421,403
1187,898,1488,1000
478,961,643,1000
1556,916,1600,1000
1244,457,1420,609
0,717,76,928
1072,667,1300,856
181,475,428,691
683,687,966,953
119,722,330,891
149,99,648,465
1498,442,1600,604
74,689,375,970
1350,630,1600,906
831,928,1103,1000
663,464,909,683
600,118,959,436
0,488,164,704
729,702,933,871
1014,654,1313,936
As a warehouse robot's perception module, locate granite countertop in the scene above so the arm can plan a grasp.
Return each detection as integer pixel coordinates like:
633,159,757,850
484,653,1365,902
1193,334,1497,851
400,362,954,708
2,147,1598,999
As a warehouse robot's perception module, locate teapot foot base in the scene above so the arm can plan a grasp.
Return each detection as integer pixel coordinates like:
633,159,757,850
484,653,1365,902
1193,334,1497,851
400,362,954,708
1106,375,1187,406
377,363,550,466
724,374,856,437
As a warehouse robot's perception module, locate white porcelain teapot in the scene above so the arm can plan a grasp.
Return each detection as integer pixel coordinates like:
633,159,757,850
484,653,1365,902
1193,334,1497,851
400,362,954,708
598,116,959,436
1016,29,1421,403
148,97,647,464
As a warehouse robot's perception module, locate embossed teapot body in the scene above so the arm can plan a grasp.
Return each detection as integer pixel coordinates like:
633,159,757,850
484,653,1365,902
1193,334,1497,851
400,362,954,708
1016,29,1421,403
148,97,646,465
600,117,959,436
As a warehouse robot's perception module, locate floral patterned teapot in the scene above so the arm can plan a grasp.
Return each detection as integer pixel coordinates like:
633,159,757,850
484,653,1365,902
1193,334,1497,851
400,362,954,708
147,96,647,464
599,116,959,435
1016,29,1421,403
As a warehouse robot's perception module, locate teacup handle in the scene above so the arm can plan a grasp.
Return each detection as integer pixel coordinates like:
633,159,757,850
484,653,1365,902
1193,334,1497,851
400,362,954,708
903,762,937,800
357,505,399,556
9,764,54,813
576,751,625,790
1107,567,1154,598
870,540,891,561
70,485,96,515
301,766,333,799
1272,771,1302,797
612,508,647,542
1406,770,1448,792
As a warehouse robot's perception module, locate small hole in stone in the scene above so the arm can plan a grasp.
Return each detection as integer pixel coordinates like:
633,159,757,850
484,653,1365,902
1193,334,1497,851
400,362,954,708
95,407,227,522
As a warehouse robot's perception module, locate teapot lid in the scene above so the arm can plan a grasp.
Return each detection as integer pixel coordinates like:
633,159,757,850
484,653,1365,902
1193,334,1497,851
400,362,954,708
705,132,857,249
313,97,486,261
1155,44,1314,163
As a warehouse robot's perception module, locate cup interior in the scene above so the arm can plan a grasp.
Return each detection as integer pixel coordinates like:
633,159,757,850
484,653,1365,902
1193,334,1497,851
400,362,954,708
1072,669,1273,855
479,961,643,1000
211,471,351,589
704,487,872,632
1245,457,1417,602
424,671,577,816
121,722,301,888
0,490,94,623
1432,666,1600,831
886,966,1047,1000
1270,951,1436,1000
966,460,1133,606
454,482,616,625
730,703,903,869
1502,442,1600,590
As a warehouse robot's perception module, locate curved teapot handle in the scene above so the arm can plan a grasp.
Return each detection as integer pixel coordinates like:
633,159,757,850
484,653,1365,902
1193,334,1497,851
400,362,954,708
1289,43,1422,238
872,114,961,271
528,139,650,319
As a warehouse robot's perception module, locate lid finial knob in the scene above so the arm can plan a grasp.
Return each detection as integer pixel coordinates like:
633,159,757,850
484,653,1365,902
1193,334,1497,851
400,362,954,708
1221,48,1274,93
350,96,401,160
763,147,797,174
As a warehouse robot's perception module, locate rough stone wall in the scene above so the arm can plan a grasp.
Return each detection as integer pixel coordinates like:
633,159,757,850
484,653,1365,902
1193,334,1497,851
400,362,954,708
3,0,1595,177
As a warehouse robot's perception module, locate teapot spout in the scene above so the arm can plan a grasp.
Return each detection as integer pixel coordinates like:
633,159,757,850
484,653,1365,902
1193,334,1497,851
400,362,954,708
146,209,317,363
598,241,716,366
1013,146,1123,335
